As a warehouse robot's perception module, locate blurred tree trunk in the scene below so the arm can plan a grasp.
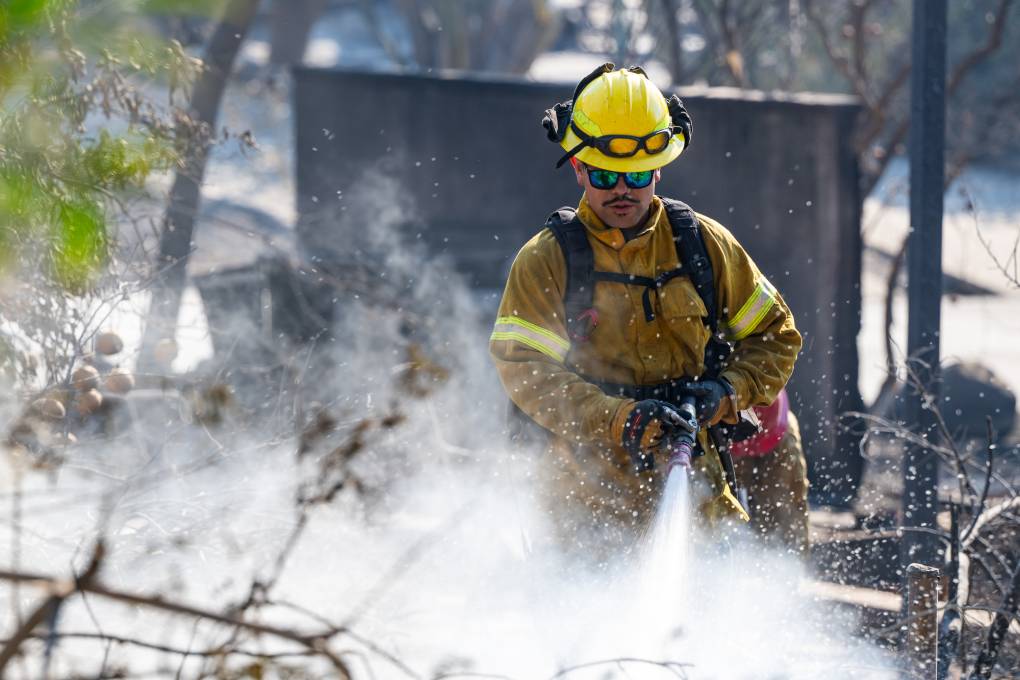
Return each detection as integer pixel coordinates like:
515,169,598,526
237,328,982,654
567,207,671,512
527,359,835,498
505,0,560,73
658,0,684,84
383,0,558,74
434,1,470,70
138,0,262,373
395,0,438,67
270,0,327,66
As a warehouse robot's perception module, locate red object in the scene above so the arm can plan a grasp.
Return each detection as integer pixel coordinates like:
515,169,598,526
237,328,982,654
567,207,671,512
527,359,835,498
570,308,600,341
729,388,790,458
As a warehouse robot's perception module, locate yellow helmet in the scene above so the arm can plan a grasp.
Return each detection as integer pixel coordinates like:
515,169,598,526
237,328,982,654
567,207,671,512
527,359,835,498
543,63,692,172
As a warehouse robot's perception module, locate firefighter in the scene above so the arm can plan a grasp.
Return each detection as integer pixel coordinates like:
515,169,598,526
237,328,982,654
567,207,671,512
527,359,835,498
489,64,803,552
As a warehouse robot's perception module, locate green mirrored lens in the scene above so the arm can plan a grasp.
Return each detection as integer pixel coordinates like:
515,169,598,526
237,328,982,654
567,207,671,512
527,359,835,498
588,168,620,189
624,170,653,188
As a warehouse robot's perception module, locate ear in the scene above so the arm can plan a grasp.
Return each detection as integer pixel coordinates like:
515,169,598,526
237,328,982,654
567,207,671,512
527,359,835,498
571,159,586,188
654,168,661,183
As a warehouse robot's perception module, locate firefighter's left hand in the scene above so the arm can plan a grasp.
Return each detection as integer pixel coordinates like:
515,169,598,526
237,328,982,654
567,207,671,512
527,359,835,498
680,379,734,426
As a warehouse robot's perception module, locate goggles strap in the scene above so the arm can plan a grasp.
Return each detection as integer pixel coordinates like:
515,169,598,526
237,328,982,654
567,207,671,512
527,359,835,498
572,62,615,102
555,132,592,168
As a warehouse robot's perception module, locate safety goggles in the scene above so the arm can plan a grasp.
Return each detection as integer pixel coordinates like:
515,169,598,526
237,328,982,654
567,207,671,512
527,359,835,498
577,123,674,157
556,123,675,168
582,164,654,190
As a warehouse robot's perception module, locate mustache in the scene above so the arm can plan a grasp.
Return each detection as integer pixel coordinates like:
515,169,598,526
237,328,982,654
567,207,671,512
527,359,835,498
602,196,640,207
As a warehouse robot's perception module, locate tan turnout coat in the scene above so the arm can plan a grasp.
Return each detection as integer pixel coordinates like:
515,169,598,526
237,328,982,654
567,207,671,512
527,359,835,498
489,195,802,546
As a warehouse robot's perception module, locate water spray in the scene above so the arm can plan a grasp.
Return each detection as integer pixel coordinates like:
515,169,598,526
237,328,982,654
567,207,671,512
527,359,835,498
633,395,700,641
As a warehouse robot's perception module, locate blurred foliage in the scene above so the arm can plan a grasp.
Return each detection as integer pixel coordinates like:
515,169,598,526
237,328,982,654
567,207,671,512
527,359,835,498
0,0,204,293
0,0,211,388
360,0,561,74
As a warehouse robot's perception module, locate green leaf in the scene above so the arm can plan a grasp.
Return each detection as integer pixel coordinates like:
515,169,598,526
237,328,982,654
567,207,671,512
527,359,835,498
140,0,228,19
52,197,107,291
0,0,56,45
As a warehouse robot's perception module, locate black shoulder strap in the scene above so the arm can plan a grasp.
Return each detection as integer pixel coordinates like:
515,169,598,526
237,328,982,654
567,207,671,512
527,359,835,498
544,200,730,376
661,197,731,378
660,197,717,333
545,207,595,340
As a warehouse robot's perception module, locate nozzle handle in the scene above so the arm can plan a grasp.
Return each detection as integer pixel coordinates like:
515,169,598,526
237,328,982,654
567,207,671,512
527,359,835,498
665,396,699,469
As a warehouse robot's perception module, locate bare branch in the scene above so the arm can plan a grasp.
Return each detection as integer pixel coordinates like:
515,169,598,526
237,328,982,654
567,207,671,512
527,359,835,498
969,559,1020,679
5,631,324,662
961,418,997,543
948,0,1016,94
547,657,693,679
0,541,105,673
0,566,354,676
850,0,877,91
803,0,873,108
967,187,1020,289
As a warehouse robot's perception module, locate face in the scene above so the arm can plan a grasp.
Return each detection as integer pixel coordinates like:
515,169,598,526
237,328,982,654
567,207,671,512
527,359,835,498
573,160,661,229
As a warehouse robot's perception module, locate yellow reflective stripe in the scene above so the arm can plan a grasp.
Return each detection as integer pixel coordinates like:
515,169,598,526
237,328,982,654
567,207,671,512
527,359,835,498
494,316,569,350
490,332,565,361
726,279,777,341
491,316,570,362
571,108,603,137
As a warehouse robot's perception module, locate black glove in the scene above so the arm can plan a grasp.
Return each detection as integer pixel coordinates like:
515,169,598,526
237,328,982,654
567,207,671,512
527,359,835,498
679,378,733,425
620,399,695,470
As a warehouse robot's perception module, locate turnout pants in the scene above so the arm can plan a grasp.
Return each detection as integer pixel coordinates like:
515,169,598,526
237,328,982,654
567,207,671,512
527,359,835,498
732,411,810,556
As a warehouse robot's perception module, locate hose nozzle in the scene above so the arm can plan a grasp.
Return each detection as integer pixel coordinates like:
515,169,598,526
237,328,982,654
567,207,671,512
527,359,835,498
665,397,699,470
666,441,693,469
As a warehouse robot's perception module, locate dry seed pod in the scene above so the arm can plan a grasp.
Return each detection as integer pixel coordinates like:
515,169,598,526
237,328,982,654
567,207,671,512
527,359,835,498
71,365,100,391
46,387,73,407
75,389,103,417
104,368,135,394
31,398,66,420
50,431,78,447
95,331,124,355
153,338,178,365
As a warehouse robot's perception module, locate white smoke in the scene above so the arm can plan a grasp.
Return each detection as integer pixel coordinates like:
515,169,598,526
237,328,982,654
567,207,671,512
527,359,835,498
0,173,897,679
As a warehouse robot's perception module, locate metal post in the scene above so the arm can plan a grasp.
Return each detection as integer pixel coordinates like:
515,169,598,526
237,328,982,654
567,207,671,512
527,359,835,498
904,563,941,677
902,0,947,571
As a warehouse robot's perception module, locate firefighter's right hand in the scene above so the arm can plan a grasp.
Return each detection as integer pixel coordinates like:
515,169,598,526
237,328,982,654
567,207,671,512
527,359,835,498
615,399,694,469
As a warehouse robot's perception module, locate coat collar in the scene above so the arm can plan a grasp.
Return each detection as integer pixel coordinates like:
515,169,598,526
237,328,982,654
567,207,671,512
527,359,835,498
576,194,664,251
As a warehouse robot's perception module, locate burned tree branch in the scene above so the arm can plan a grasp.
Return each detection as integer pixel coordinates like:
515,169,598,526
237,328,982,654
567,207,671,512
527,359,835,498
0,541,105,673
547,657,694,679
968,560,1020,679
803,0,874,108
968,188,1020,289
806,0,1016,195
850,0,877,93
5,631,324,662
961,419,997,543
948,0,1015,94
0,566,354,677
